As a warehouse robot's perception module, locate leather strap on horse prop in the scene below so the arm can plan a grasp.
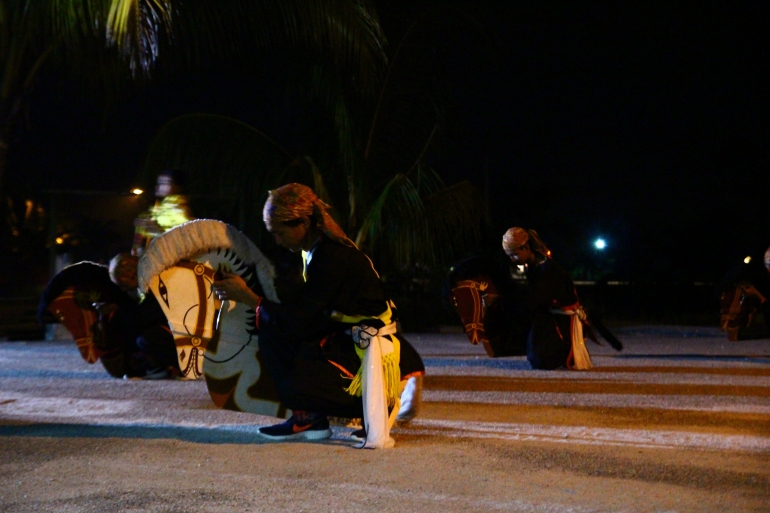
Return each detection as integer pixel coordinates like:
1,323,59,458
138,219,286,417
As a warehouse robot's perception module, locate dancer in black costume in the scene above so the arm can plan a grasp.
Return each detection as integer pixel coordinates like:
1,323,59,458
503,227,592,370
212,183,424,442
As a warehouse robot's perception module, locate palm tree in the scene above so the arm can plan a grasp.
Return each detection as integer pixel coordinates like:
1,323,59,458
0,0,393,292
139,6,491,271
0,0,389,193
2,1,487,273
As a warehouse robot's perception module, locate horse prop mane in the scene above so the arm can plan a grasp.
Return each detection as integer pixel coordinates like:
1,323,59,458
138,219,286,417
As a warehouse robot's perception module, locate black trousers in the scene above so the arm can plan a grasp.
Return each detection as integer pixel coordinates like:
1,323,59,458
258,322,425,418
527,312,572,370
486,296,529,357
136,324,179,370
257,322,362,418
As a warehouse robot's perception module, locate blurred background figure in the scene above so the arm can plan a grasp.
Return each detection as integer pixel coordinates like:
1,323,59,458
502,227,586,369
132,169,194,257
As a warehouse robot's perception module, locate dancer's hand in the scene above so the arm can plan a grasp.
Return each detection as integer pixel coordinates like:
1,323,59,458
211,272,262,308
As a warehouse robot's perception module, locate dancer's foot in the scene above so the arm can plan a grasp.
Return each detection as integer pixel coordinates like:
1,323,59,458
257,412,332,441
396,375,423,424
349,427,366,442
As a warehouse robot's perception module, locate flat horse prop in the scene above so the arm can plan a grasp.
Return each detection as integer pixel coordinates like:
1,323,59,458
138,219,286,418
38,262,143,377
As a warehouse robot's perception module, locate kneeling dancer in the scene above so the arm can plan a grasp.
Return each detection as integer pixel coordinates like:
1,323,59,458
502,227,594,370
213,183,424,447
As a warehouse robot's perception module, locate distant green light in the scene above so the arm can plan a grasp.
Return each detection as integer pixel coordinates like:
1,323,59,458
594,238,606,250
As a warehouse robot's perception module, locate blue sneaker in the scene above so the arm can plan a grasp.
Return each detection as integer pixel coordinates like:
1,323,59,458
349,427,366,442
258,413,332,441
141,367,171,380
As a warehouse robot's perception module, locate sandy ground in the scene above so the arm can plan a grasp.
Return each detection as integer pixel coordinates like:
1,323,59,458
1,326,768,512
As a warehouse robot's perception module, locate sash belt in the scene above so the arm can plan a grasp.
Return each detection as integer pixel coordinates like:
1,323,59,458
551,306,593,370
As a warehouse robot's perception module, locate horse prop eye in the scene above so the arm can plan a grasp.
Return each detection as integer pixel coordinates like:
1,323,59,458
158,276,170,308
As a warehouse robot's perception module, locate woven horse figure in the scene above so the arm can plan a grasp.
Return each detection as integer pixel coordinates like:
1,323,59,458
38,261,146,377
138,219,286,417
443,256,529,357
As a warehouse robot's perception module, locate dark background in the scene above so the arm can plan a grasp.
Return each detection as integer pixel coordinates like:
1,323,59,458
4,2,768,307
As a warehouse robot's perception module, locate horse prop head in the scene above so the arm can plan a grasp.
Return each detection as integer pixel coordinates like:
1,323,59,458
138,219,285,417
46,288,102,364
720,285,761,341
443,257,505,357
39,261,133,366
450,278,499,354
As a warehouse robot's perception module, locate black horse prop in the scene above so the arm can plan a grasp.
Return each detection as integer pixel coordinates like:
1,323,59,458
38,261,174,378
443,255,623,361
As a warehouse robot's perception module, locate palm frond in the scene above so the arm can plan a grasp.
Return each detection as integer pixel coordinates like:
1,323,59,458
363,6,496,184
49,0,105,40
105,0,171,75
300,60,363,228
98,0,388,90
355,173,428,266
355,163,485,269
422,179,486,265
271,0,387,97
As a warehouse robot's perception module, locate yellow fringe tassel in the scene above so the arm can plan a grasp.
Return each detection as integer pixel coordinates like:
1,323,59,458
345,336,401,408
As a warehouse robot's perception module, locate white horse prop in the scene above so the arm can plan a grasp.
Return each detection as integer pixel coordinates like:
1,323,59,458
138,219,286,417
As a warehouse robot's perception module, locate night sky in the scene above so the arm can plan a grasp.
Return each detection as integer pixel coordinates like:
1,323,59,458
6,2,769,284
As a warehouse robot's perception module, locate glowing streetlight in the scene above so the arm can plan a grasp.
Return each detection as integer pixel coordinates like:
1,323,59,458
132,188,144,195
594,238,607,250
744,256,752,264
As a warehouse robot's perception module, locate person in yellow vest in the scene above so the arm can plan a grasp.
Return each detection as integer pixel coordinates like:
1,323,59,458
132,169,193,257
212,183,424,445
127,169,192,377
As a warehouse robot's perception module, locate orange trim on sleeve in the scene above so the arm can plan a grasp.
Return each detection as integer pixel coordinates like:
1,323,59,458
327,360,355,379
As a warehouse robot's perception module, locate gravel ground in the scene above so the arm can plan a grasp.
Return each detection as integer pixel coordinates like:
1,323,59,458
0,326,768,512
